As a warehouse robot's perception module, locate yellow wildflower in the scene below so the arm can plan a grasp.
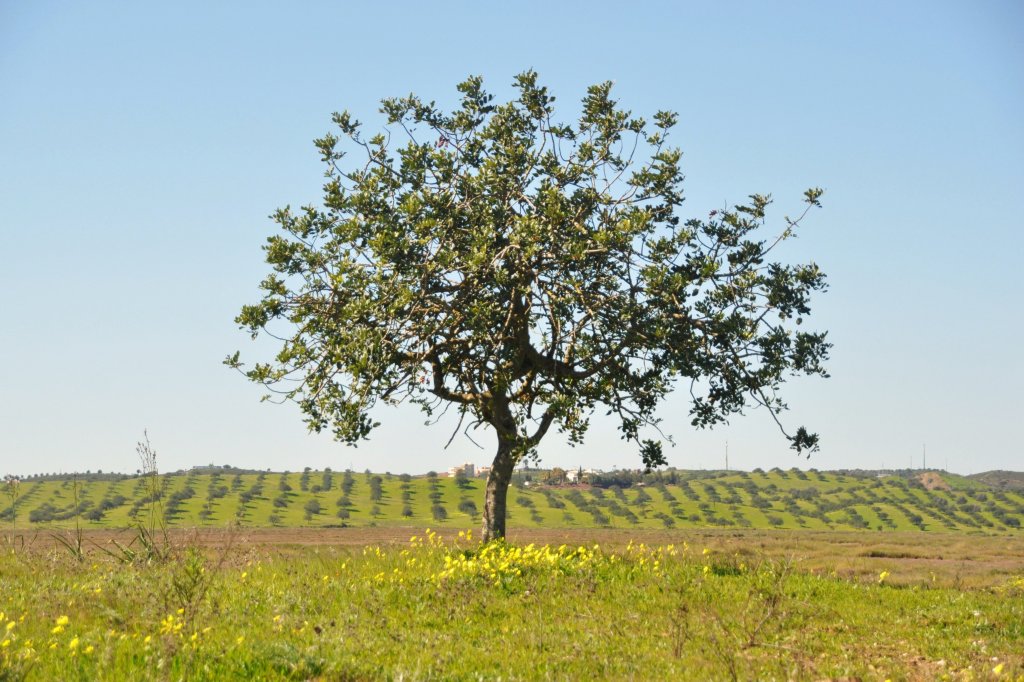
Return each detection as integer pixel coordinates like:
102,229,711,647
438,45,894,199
68,637,79,650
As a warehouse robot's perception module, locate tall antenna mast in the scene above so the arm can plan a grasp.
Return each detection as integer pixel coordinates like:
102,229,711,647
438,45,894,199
923,444,926,471
725,441,729,471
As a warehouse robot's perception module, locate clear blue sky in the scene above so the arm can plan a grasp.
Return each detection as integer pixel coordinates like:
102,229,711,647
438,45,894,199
2,1,1021,477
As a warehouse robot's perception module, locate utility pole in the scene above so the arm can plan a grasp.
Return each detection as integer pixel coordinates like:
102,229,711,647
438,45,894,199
923,444,926,471
725,441,729,471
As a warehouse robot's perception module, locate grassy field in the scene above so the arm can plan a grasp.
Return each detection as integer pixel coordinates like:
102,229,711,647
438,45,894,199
4,469,1022,678
1,527,1022,681
5,468,1024,535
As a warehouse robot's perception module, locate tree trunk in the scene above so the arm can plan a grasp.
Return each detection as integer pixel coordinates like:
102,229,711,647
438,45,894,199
481,438,515,542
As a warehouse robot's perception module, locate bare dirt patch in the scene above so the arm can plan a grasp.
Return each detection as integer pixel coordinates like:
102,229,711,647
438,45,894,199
13,525,1023,589
917,471,950,490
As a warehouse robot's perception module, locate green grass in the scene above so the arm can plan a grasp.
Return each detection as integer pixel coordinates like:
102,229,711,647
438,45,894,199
4,469,1024,535
1,530,1022,680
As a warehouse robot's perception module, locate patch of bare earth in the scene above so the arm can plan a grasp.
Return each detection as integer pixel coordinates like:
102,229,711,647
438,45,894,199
917,471,950,490
15,526,1023,589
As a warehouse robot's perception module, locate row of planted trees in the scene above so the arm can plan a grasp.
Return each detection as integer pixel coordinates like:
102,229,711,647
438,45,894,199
5,466,1024,533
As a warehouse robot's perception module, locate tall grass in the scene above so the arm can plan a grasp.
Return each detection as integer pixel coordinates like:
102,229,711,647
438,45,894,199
1,530,1022,680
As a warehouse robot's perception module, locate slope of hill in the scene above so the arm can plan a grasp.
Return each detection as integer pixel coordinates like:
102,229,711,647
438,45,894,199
968,470,1024,491
3,468,1023,533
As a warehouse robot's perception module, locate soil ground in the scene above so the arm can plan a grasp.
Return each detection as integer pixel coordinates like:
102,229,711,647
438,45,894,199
14,525,1024,589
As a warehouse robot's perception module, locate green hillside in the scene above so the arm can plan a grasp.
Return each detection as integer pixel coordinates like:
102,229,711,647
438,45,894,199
3,468,1023,533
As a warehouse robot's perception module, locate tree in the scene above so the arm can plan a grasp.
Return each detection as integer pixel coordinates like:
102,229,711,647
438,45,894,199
229,71,829,541
368,475,383,501
546,467,568,485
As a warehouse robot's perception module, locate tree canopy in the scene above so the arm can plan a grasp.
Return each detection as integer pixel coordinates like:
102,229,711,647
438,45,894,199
229,71,830,539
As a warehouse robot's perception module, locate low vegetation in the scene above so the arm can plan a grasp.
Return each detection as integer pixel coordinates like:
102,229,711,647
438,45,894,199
5,465,1022,677
1,528,1022,680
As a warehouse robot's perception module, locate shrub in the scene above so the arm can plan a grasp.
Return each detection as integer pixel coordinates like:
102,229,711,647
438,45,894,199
542,491,565,509
369,476,383,501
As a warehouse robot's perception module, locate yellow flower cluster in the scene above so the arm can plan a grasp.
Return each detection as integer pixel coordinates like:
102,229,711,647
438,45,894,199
998,575,1024,595
434,542,599,586
407,527,446,548
51,615,69,635
426,537,679,587
353,531,682,589
0,609,35,668
157,609,213,650
159,612,185,636
45,615,96,657
623,540,678,574
1,612,19,649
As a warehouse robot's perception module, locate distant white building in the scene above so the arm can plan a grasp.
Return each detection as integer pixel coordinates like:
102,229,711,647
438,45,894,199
447,462,475,478
566,467,602,483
